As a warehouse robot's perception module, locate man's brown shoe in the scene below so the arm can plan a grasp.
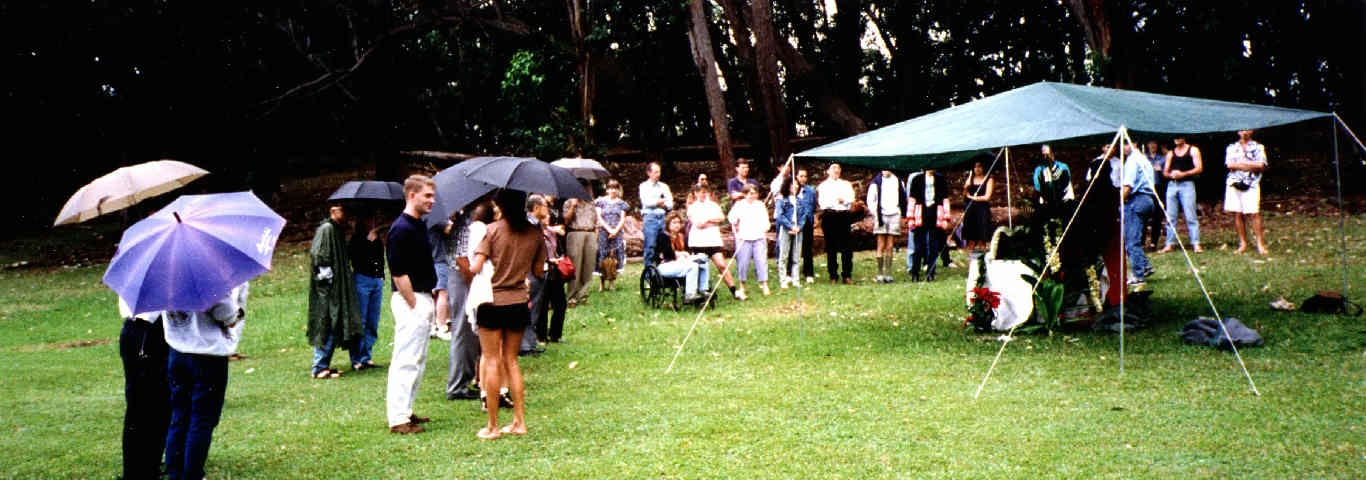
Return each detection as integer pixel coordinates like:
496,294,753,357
389,422,425,435
409,414,430,424
842,278,854,285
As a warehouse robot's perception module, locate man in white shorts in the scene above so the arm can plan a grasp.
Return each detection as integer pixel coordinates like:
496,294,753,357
1224,129,1269,255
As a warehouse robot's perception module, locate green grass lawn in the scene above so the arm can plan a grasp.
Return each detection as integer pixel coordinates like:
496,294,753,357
2,213,1364,479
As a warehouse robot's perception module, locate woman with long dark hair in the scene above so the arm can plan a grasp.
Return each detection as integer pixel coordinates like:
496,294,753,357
467,189,545,439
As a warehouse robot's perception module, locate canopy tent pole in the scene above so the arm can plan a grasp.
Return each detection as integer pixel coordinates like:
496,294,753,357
1332,114,1351,297
1005,147,1014,229
1118,127,1131,377
1123,127,1261,396
975,130,1126,399
1334,112,1366,158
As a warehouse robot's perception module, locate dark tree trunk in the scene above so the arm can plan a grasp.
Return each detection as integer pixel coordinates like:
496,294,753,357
716,0,767,164
749,0,791,167
1066,0,1137,89
685,0,736,174
566,0,594,151
831,0,865,115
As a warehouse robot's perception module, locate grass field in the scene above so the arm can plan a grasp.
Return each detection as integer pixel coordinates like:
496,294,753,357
2,212,1364,479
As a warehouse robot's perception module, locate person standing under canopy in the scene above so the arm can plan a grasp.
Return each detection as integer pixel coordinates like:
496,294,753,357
1161,137,1204,253
1224,129,1270,255
817,163,857,284
307,204,363,379
1033,144,1075,208
962,157,996,254
866,170,905,283
906,169,950,282
1120,143,1159,285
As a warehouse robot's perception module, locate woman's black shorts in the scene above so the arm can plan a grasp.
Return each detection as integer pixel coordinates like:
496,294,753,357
475,303,531,331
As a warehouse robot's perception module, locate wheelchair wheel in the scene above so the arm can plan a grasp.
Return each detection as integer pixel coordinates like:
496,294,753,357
639,267,654,305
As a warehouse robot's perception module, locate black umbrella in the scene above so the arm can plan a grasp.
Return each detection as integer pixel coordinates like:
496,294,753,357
464,156,591,201
327,181,404,202
426,162,499,228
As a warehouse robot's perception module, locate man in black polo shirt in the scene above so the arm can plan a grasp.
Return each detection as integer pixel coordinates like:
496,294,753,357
385,175,438,435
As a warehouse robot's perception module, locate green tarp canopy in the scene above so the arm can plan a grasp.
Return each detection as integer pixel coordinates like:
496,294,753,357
795,81,1331,170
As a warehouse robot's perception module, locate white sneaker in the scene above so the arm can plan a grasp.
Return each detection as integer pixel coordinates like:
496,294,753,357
734,288,748,301
805,276,814,284
779,278,789,289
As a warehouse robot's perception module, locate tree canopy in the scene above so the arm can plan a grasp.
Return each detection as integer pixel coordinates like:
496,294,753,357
6,0,1363,228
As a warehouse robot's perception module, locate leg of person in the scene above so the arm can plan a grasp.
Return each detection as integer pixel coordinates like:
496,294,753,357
1247,186,1267,254
698,260,711,293
164,349,191,479
564,232,589,303
477,323,505,439
909,227,925,281
528,274,548,343
801,220,815,280
575,232,598,301
434,289,449,336
181,353,228,480
712,252,736,288
354,274,383,365
874,235,885,280
311,334,336,377
121,319,171,479
614,236,626,274
906,226,916,275
682,262,701,298
500,316,529,435
642,213,663,267
447,314,482,399
1123,200,1151,280
547,278,567,341
1226,185,1249,252
657,259,690,292
777,229,792,287
387,293,432,429
790,231,803,281
735,240,753,284
754,238,769,293
926,228,946,281
446,269,476,397
1163,184,1181,250
1178,182,1201,249
940,230,952,267
838,219,854,282
823,214,840,282
596,229,609,273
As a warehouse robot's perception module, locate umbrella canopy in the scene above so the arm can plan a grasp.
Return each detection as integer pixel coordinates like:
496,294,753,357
427,162,499,228
551,158,611,180
465,156,591,201
103,191,286,315
796,81,1331,170
327,180,404,202
54,159,209,226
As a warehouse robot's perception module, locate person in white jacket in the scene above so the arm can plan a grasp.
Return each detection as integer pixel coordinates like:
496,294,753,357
161,282,248,480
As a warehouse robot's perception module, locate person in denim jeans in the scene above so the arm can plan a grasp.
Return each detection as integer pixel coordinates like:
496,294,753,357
349,211,387,370
638,162,673,266
1160,137,1204,253
1120,144,1158,284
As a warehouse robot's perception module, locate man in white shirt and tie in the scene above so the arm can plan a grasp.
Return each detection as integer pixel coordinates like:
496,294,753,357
817,163,857,284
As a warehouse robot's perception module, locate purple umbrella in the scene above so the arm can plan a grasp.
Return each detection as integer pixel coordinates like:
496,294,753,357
103,191,286,315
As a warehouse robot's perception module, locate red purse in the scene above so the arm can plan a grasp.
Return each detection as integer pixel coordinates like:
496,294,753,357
556,256,575,278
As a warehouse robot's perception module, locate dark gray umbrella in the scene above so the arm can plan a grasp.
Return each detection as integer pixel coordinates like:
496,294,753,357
464,156,591,201
327,181,404,202
426,162,499,228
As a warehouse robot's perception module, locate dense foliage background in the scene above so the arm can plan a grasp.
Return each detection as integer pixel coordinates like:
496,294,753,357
5,0,1363,229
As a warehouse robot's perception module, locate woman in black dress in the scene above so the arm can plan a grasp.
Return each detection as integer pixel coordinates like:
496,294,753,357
962,158,995,252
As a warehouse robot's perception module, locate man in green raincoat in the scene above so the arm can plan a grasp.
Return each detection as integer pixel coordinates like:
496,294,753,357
308,204,363,378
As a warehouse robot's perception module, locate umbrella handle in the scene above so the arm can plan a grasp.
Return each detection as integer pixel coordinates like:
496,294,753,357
173,212,182,223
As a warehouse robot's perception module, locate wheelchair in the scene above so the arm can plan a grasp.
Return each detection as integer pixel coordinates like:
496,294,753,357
639,262,716,311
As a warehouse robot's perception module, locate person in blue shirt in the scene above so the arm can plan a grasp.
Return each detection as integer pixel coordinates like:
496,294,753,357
1032,144,1074,207
774,176,813,288
1120,143,1158,285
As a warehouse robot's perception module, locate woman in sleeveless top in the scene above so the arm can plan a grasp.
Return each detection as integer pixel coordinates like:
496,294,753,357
961,158,995,252
1160,137,1204,253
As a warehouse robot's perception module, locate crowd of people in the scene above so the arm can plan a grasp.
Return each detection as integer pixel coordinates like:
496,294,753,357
114,130,1273,476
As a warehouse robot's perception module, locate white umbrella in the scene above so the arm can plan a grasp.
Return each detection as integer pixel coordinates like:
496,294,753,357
550,157,611,180
54,159,209,226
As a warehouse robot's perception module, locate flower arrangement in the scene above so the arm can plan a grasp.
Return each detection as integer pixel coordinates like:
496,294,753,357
966,286,1001,333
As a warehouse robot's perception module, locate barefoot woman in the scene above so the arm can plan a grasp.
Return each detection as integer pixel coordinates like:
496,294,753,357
468,189,546,439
